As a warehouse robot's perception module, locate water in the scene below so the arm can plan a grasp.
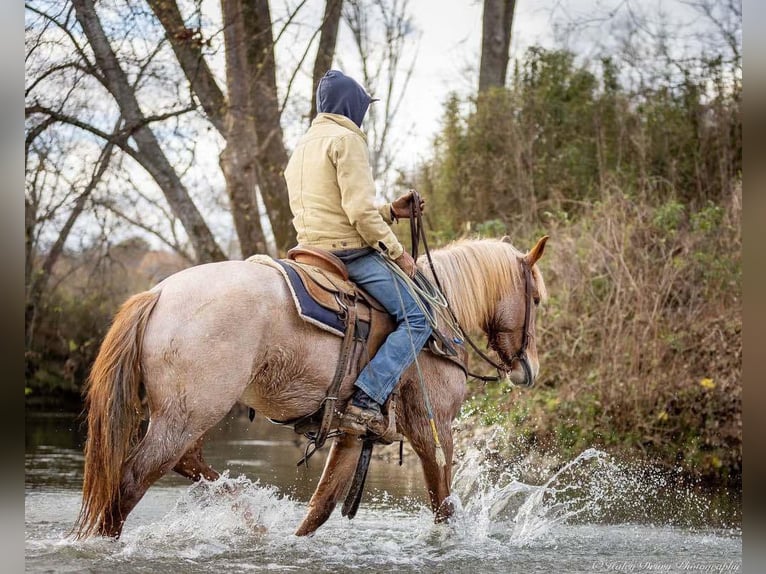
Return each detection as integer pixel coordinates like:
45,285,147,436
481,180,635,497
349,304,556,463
25,412,742,573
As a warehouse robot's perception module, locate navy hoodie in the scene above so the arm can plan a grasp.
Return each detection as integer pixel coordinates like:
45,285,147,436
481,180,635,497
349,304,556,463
315,70,374,128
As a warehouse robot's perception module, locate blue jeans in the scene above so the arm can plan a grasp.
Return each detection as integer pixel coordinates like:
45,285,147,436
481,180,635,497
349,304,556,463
335,249,432,405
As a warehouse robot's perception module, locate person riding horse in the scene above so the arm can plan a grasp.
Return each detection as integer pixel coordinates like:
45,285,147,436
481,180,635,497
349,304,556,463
284,69,429,437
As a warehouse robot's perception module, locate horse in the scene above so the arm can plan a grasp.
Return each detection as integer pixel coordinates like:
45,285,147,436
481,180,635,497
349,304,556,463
73,235,548,539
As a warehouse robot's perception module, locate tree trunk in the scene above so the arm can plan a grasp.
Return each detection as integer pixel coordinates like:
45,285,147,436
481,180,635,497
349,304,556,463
242,0,296,254
310,0,343,121
72,0,226,263
148,0,266,256
221,0,268,256
478,0,516,92
145,0,228,134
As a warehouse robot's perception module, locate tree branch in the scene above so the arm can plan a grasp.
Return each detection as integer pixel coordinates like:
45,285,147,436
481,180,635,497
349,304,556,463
71,0,225,262
145,0,228,134
92,197,193,262
26,3,98,75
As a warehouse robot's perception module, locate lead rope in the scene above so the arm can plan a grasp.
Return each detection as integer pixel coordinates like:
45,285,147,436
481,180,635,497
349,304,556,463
387,259,447,469
406,191,509,383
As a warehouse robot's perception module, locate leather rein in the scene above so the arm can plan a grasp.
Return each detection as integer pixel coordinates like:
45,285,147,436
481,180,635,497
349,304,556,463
407,192,535,386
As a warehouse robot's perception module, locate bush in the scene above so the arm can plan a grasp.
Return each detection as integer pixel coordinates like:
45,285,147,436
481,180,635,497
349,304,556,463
419,46,741,487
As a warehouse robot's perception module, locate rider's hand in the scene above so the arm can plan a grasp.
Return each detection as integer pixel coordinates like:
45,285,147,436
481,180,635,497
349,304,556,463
391,190,426,220
393,251,418,278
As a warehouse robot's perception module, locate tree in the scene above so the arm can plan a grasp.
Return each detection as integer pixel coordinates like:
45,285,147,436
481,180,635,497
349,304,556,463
478,0,516,92
73,0,227,262
310,0,344,122
343,0,417,183
25,128,116,349
25,0,416,386
138,0,299,255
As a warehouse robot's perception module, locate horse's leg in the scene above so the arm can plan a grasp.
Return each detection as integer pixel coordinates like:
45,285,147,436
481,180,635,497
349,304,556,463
397,359,465,525
173,436,219,482
98,413,197,537
295,434,362,536
407,419,455,522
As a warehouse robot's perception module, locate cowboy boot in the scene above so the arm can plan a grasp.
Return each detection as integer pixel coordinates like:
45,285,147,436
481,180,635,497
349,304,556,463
339,389,389,437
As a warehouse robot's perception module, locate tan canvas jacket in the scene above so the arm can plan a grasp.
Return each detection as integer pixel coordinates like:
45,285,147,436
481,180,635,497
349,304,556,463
284,113,404,260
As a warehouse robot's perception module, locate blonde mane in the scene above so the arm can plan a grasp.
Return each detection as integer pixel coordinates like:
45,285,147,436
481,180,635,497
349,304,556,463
424,238,547,332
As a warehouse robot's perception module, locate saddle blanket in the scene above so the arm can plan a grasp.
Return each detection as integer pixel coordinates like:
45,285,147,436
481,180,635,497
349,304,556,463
247,254,348,336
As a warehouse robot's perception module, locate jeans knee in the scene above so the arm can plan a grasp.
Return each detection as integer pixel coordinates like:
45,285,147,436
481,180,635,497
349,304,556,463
405,310,431,337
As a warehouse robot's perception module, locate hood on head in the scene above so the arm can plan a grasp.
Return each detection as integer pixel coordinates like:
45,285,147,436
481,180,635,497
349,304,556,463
316,70,376,128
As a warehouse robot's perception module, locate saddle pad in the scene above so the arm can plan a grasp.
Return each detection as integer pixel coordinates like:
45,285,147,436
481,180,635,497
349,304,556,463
247,254,346,336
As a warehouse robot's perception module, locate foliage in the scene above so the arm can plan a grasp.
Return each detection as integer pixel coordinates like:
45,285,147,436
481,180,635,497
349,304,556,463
456,190,741,486
421,47,741,487
419,47,741,236
25,238,187,405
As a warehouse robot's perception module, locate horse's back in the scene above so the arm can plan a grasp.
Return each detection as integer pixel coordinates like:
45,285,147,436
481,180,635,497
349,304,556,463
154,259,282,301
147,260,286,345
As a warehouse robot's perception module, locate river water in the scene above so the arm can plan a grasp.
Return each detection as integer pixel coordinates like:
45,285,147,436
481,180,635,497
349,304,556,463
25,411,742,573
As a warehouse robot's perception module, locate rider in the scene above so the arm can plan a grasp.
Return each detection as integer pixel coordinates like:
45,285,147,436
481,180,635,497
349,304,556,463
284,69,431,437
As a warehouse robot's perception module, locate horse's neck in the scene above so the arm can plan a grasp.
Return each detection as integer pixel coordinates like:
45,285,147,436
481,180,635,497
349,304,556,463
422,264,486,335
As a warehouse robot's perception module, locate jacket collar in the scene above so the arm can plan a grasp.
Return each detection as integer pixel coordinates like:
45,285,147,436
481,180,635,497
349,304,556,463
312,113,367,141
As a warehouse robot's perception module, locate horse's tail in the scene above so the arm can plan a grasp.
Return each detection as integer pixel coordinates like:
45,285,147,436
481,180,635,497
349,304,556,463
73,289,161,539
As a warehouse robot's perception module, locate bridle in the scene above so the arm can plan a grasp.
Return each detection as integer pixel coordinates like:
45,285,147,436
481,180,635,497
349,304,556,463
486,257,535,386
408,192,536,387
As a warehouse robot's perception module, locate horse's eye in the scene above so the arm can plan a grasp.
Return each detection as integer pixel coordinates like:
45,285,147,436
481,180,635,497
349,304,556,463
533,296,540,306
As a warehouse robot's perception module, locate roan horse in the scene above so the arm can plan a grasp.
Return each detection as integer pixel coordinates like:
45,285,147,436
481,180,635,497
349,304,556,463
73,236,548,539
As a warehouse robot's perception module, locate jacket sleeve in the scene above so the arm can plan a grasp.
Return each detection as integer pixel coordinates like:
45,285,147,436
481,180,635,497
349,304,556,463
333,134,404,260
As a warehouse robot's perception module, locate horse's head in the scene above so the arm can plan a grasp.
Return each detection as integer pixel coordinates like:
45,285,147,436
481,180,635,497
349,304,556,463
487,235,548,387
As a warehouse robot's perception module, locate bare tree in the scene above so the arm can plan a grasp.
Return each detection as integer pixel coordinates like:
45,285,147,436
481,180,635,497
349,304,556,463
681,0,741,71
25,129,117,348
479,0,516,92
243,0,294,254
220,0,269,255
145,0,267,255
71,0,226,262
548,0,741,94
343,0,417,183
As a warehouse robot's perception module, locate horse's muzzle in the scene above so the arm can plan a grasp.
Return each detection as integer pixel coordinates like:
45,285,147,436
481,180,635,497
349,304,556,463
504,354,535,388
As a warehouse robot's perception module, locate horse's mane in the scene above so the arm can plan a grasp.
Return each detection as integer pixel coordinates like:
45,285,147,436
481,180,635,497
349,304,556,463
425,238,548,332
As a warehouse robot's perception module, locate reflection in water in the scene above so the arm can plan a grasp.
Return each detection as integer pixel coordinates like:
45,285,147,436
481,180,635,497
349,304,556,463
25,411,742,573
25,410,427,502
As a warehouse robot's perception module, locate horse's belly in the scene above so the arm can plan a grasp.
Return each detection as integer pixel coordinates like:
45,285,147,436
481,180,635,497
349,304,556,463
238,337,340,422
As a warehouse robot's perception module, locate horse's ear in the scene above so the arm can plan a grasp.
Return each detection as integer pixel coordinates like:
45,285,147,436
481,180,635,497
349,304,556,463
501,236,511,243
524,235,549,267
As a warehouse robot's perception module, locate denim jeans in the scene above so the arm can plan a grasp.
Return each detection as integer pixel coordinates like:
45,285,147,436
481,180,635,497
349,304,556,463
334,249,432,405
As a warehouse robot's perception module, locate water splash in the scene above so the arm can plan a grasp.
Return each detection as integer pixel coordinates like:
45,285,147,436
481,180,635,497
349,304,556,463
113,445,736,558
447,442,737,547
446,447,602,545
26,451,740,573
119,471,304,560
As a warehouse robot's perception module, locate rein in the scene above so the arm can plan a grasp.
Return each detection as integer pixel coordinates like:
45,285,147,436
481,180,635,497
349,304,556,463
408,192,534,386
